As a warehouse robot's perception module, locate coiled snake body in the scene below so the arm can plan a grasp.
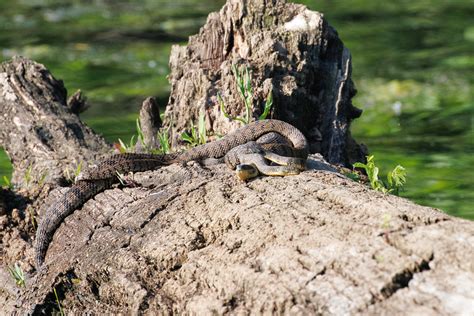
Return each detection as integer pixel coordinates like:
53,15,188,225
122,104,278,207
35,120,308,268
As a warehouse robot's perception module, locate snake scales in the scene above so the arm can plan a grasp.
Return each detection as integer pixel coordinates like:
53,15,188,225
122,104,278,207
35,119,308,268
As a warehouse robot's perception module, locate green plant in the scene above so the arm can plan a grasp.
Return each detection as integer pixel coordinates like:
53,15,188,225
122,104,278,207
2,175,13,190
386,165,407,195
219,64,273,125
381,213,392,229
181,113,207,147
117,118,144,153
136,118,146,148
53,287,65,316
8,263,25,287
353,155,407,195
38,171,48,187
118,118,171,154
19,165,48,188
65,161,83,183
374,254,385,263
156,128,171,154
115,171,138,188
259,90,273,120
343,171,361,182
117,134,137,153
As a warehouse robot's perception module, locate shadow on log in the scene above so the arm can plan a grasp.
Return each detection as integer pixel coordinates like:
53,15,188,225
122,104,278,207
0,0,473,315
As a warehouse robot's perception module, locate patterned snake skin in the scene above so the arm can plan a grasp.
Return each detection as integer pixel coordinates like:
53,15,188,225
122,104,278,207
35,120,308,268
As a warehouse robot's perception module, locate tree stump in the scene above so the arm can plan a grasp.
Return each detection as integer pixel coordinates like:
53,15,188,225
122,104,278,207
164,0,366,166
0,57,109,188
0,0,472,315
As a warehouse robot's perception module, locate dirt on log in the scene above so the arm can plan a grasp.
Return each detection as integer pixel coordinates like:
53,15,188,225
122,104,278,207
0,0,473,315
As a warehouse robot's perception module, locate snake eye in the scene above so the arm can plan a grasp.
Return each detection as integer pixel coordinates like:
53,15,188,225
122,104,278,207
236,164,255,172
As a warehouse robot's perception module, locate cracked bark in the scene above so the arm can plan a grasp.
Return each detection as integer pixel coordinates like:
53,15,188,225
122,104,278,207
0,0,473,315
0,57,109,188
3,163,469,315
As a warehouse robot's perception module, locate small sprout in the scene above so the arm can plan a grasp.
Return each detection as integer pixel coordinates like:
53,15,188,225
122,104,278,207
136,118,146,148
155,115,174,154
117,135,136,153
387,165,407,195
156,128,171,154
64,169,72,183
259,89,273,120
38,171,48,186
117,138,127,153
343,171,361,182
2,175,13,190
116,118,170,154
181,130,195,146
218,93,247,125
353,155,407,195
74,162,83,180
8,263,25,287
65,161,83,183
220,64,274,125
181,113,208,147
198,112,207,145
53,287,65,316
232,64,253,125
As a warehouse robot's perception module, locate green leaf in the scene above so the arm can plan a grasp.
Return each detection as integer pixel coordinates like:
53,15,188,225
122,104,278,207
259,90,273,120
136,118,145,146
157,129,170,154
353,162,367,169
181,132,194,144
198,113,207,145
117,138,127,153
218,93,232,120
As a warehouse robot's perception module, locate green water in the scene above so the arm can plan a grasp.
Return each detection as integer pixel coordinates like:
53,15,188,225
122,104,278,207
0,1,472,219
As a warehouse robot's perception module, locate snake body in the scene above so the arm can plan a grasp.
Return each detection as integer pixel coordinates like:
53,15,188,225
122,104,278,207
35,120,308,268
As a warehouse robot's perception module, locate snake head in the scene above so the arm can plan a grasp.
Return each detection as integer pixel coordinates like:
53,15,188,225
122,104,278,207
235,164,259,181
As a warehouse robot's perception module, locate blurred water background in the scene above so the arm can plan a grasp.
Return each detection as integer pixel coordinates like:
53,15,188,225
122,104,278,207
0,0,472,219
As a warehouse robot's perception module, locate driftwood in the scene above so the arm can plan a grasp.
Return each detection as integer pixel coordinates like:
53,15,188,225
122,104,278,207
0,0,473,314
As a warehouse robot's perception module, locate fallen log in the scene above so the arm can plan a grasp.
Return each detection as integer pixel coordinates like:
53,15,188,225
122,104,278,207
0,0,472,314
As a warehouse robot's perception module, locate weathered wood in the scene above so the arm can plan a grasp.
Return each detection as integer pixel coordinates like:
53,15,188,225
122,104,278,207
67,89,89,115
164,0,366,166
7,160,474,315
0,57,110,188
138,97,162,151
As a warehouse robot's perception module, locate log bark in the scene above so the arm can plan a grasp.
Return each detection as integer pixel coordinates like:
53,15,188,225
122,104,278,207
0,1,473,315
164,0,366,166
3,160,473,315
0,57,110,188
137,97,162,151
